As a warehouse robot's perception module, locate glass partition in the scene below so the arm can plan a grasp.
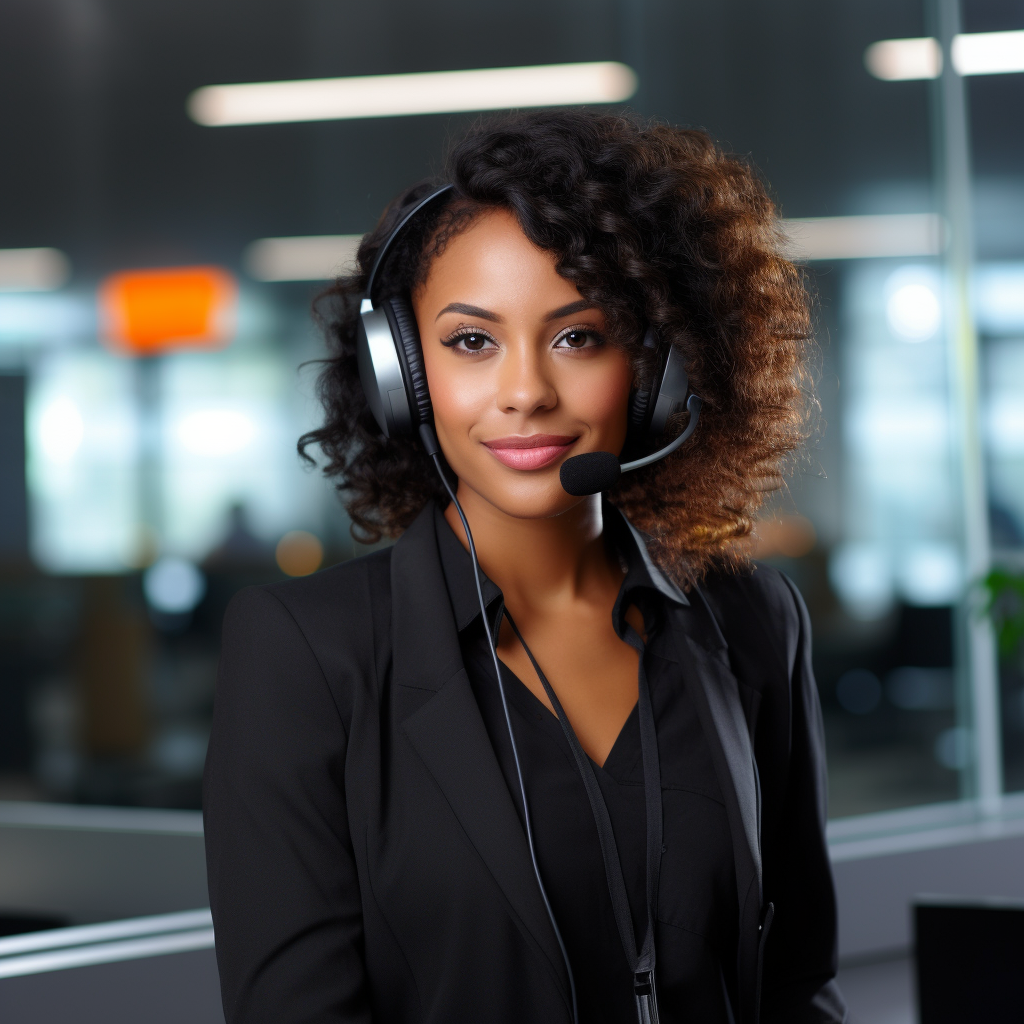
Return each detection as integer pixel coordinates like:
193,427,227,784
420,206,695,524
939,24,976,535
0,0,1021,827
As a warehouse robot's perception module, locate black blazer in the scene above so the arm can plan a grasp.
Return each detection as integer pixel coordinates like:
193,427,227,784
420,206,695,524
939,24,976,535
204,502,846,1024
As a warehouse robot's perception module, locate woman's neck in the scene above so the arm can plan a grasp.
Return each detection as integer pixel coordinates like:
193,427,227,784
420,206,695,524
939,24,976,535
443,483,621,617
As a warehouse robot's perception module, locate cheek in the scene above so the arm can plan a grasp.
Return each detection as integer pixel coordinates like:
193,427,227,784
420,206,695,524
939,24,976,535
421,348,488,432
558,352,634,437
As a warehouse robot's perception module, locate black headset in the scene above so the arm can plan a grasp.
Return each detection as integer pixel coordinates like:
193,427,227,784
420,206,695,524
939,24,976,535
356,183,701,496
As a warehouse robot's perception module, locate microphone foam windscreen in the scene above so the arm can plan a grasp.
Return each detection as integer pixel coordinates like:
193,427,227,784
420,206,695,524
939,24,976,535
559,451,621,496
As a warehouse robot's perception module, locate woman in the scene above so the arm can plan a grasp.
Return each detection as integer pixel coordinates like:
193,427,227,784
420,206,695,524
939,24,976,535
204,110,847,1024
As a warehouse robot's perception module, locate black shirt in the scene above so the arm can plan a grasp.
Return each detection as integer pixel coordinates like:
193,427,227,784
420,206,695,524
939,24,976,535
434,503,739,1024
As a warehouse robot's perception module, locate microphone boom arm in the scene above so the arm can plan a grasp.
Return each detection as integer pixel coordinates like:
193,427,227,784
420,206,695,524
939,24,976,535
620,394,703,473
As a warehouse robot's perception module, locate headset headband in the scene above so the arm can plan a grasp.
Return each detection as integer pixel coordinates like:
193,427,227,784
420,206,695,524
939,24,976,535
365,183,455,303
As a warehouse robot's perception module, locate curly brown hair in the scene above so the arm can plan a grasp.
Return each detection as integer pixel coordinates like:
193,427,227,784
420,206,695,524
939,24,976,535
300,109,814,582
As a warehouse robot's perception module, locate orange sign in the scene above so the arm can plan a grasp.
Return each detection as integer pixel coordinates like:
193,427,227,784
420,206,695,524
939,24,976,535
100,266,237,354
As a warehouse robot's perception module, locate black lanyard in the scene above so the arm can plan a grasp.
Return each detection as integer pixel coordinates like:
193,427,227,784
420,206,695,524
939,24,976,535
503,610,663,1024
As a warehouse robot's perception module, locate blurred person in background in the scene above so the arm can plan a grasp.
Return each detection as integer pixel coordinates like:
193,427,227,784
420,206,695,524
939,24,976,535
204,110,846,1024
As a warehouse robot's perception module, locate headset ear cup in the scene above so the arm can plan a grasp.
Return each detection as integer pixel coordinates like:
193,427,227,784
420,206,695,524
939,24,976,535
628,386,653,434
628,325,666,438
383,295,433,430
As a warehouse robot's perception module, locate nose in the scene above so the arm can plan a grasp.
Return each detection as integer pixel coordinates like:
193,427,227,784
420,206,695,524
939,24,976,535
495,338,557,417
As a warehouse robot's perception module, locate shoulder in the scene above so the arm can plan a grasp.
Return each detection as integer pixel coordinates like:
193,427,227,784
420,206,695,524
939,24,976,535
222,546,395,685
698,560,805,628
252,545,392,618
696,561,808,679
226,546,392,625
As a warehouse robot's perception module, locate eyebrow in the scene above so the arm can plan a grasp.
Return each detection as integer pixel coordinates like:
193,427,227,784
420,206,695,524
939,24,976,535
543,299,598,322
435,302,502,323
434,298,598,323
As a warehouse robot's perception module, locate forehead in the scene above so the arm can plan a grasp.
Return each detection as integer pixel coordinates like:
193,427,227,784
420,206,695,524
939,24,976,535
416,207,584,314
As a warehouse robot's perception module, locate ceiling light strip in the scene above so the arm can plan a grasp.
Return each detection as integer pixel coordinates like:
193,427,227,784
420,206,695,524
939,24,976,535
0,248,70,292
781,214,944,261
953,29,1024,76
188,62,637,126
244,235,362,281
865,29,1024,81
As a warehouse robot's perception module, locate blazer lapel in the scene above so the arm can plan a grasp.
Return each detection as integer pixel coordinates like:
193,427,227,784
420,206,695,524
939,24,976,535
669,600,761,880
390,507,573,1012
668,600,763,1021
676,626,761,894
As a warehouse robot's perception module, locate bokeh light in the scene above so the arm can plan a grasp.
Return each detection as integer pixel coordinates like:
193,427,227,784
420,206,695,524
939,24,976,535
885,267,942,341
275,531,324,577
143,557,207,614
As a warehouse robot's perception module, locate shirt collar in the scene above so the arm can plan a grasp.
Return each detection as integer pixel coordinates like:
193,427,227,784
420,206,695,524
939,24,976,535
433,500,688,639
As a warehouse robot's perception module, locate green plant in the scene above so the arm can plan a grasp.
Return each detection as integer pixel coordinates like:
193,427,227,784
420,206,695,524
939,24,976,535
981,568,1024,661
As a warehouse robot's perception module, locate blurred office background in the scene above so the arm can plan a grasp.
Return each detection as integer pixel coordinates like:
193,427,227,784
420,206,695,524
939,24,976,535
2,2,1024,1006
2,0,1024,822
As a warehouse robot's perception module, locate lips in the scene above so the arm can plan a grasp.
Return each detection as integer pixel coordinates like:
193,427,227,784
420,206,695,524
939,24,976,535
483,434,578,471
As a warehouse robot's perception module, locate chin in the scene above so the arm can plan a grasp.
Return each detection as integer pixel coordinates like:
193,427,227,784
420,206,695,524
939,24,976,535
465,469,588,520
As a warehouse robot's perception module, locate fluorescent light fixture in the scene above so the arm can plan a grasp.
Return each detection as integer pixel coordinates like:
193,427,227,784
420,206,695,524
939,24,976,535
284,210,917,266
782,213,944,261
188,61,638,126
865,37,942,81
865,29,1024,80
0,248,70,292
953,29,1024,76
244,235,362,281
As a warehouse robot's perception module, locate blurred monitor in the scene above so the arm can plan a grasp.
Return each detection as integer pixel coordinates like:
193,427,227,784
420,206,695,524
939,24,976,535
915,897,1024,1024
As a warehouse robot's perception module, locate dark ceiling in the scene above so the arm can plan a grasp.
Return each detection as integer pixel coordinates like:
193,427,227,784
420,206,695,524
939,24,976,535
1,0,1021,282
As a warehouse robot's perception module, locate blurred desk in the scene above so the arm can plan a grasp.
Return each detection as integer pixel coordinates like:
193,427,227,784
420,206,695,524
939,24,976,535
0,944,221,1024
837,956,914,1024
829,795,1024,958
0,801,206,924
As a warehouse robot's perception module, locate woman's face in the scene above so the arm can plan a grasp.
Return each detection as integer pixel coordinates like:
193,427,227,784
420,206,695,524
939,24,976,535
414,208,633,520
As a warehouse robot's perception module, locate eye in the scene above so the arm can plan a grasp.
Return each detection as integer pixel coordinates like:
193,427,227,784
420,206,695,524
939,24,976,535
554,327,604,350
442,328,498,354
